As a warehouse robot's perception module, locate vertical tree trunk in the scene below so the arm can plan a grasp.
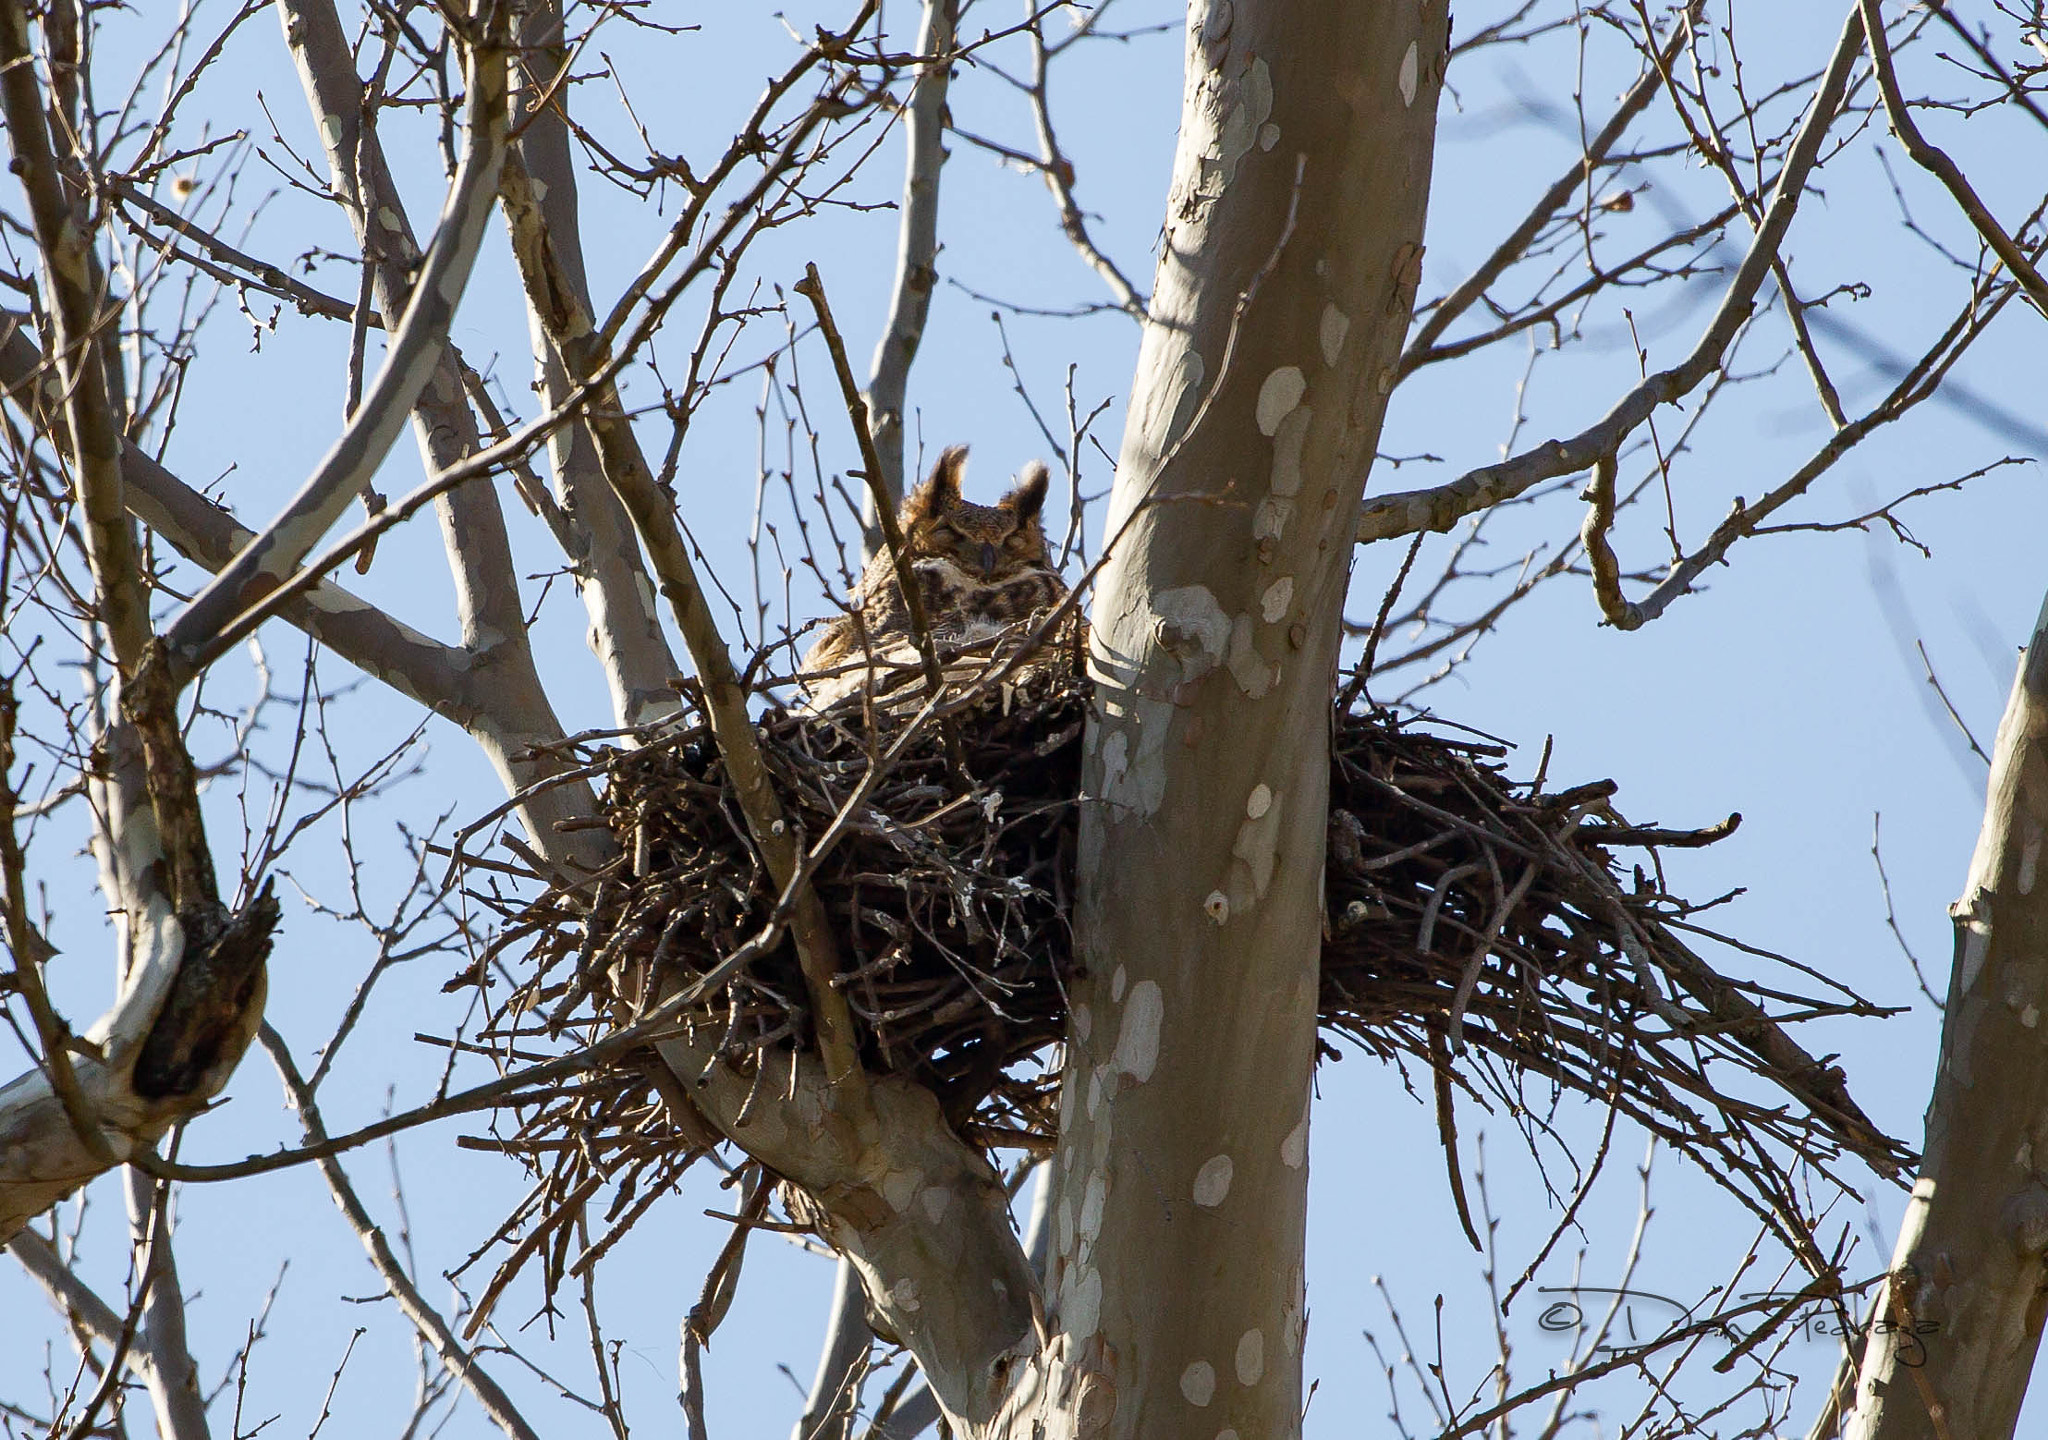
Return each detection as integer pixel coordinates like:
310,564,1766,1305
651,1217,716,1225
1845,590,2048,1440
1047,3,1446,1435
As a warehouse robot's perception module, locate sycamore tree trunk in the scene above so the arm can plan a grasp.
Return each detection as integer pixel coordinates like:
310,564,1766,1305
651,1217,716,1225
1843,590,2048,1439
1038,2,1447,1434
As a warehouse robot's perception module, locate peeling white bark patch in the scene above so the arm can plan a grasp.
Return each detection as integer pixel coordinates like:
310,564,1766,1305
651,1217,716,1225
1113,980,1164,1082
1260,577,1293,623
1254,495,1293,542
1281,1101,1310,1168
320,114,344,147
1205,890,1230,925
1181,1360,1217,1407
1256,367,1306,435
1154,585,1232,677
1112,965,1128,1003
1228,614,1276,697
1193,1154,1234,1207
1233,789,1283,898
1073,1003,1093,1042
1079,1172,1107,1242
1101,729,1130,795
1399,41,1420,106
919,1187,953,1223
1087,1067,1105,1119
1063,1265,1102,1339
1320,304,1350,365
1098,694,1176,816
1214,57,1274,193
891,1277,922,1312
1270,405,1311,497
2022,824,2041,893
2023,1004,2040,1029
1257,121,1280,151
1958,904,1993,991
529,176,548,205
883,1170,919,1213
1246,784,1273,820
1236,1329,1265,1385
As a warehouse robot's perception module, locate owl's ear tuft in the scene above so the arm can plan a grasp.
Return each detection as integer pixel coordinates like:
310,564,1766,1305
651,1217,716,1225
903,445,967,524
1003,461,1050,523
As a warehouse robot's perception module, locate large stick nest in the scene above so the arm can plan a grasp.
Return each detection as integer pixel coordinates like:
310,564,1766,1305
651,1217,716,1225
455,666,1909,1302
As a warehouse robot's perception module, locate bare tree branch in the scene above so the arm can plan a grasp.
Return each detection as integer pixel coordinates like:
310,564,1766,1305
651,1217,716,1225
163,7,513,680
258,1024,543,1440
862,0,958,526
1356,0,1866,546
508,0,681,727
1858,0,2048,314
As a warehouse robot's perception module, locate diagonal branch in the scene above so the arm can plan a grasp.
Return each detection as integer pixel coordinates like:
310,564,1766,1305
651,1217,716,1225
506,0,679,728
1582,270,2025,632
258,1025,542,1440
495,143,869,1103
0,314,477,719
1356,1,1866,547
1399,10,1695,375
162,6,512,681
1858,0,2048,314
797,264,952,706
0,0,149,677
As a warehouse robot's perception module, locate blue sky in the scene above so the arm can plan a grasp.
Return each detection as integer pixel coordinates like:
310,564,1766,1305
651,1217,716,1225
6,1,2047,1434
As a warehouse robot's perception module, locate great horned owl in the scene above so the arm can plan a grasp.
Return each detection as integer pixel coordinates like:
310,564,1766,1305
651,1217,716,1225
800,445,1071,709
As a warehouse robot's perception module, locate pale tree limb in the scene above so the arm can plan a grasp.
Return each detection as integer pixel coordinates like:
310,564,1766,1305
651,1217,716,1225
1842,590,2048,1440
862,0,959,529
1039,0,1448,1435
257,1024,543,1440
654,1029,1040,1432
1858,0,2048,316
855,1172,1054,1440
446,116,1044,1427
508,0,681,727
793,1261,871,1440
9,1228,156,1380
121,1166,211,1440
0,0,278,1248
1355,1,1865,546
0,315,479,720
164,4,513,678
274,0,607,877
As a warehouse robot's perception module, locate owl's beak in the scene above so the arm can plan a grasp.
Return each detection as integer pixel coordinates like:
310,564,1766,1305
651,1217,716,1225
980,542,998,576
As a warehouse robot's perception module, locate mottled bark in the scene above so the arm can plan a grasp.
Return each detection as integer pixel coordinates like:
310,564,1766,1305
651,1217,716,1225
1844,591,2048,1439
1050,2,1447,1436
